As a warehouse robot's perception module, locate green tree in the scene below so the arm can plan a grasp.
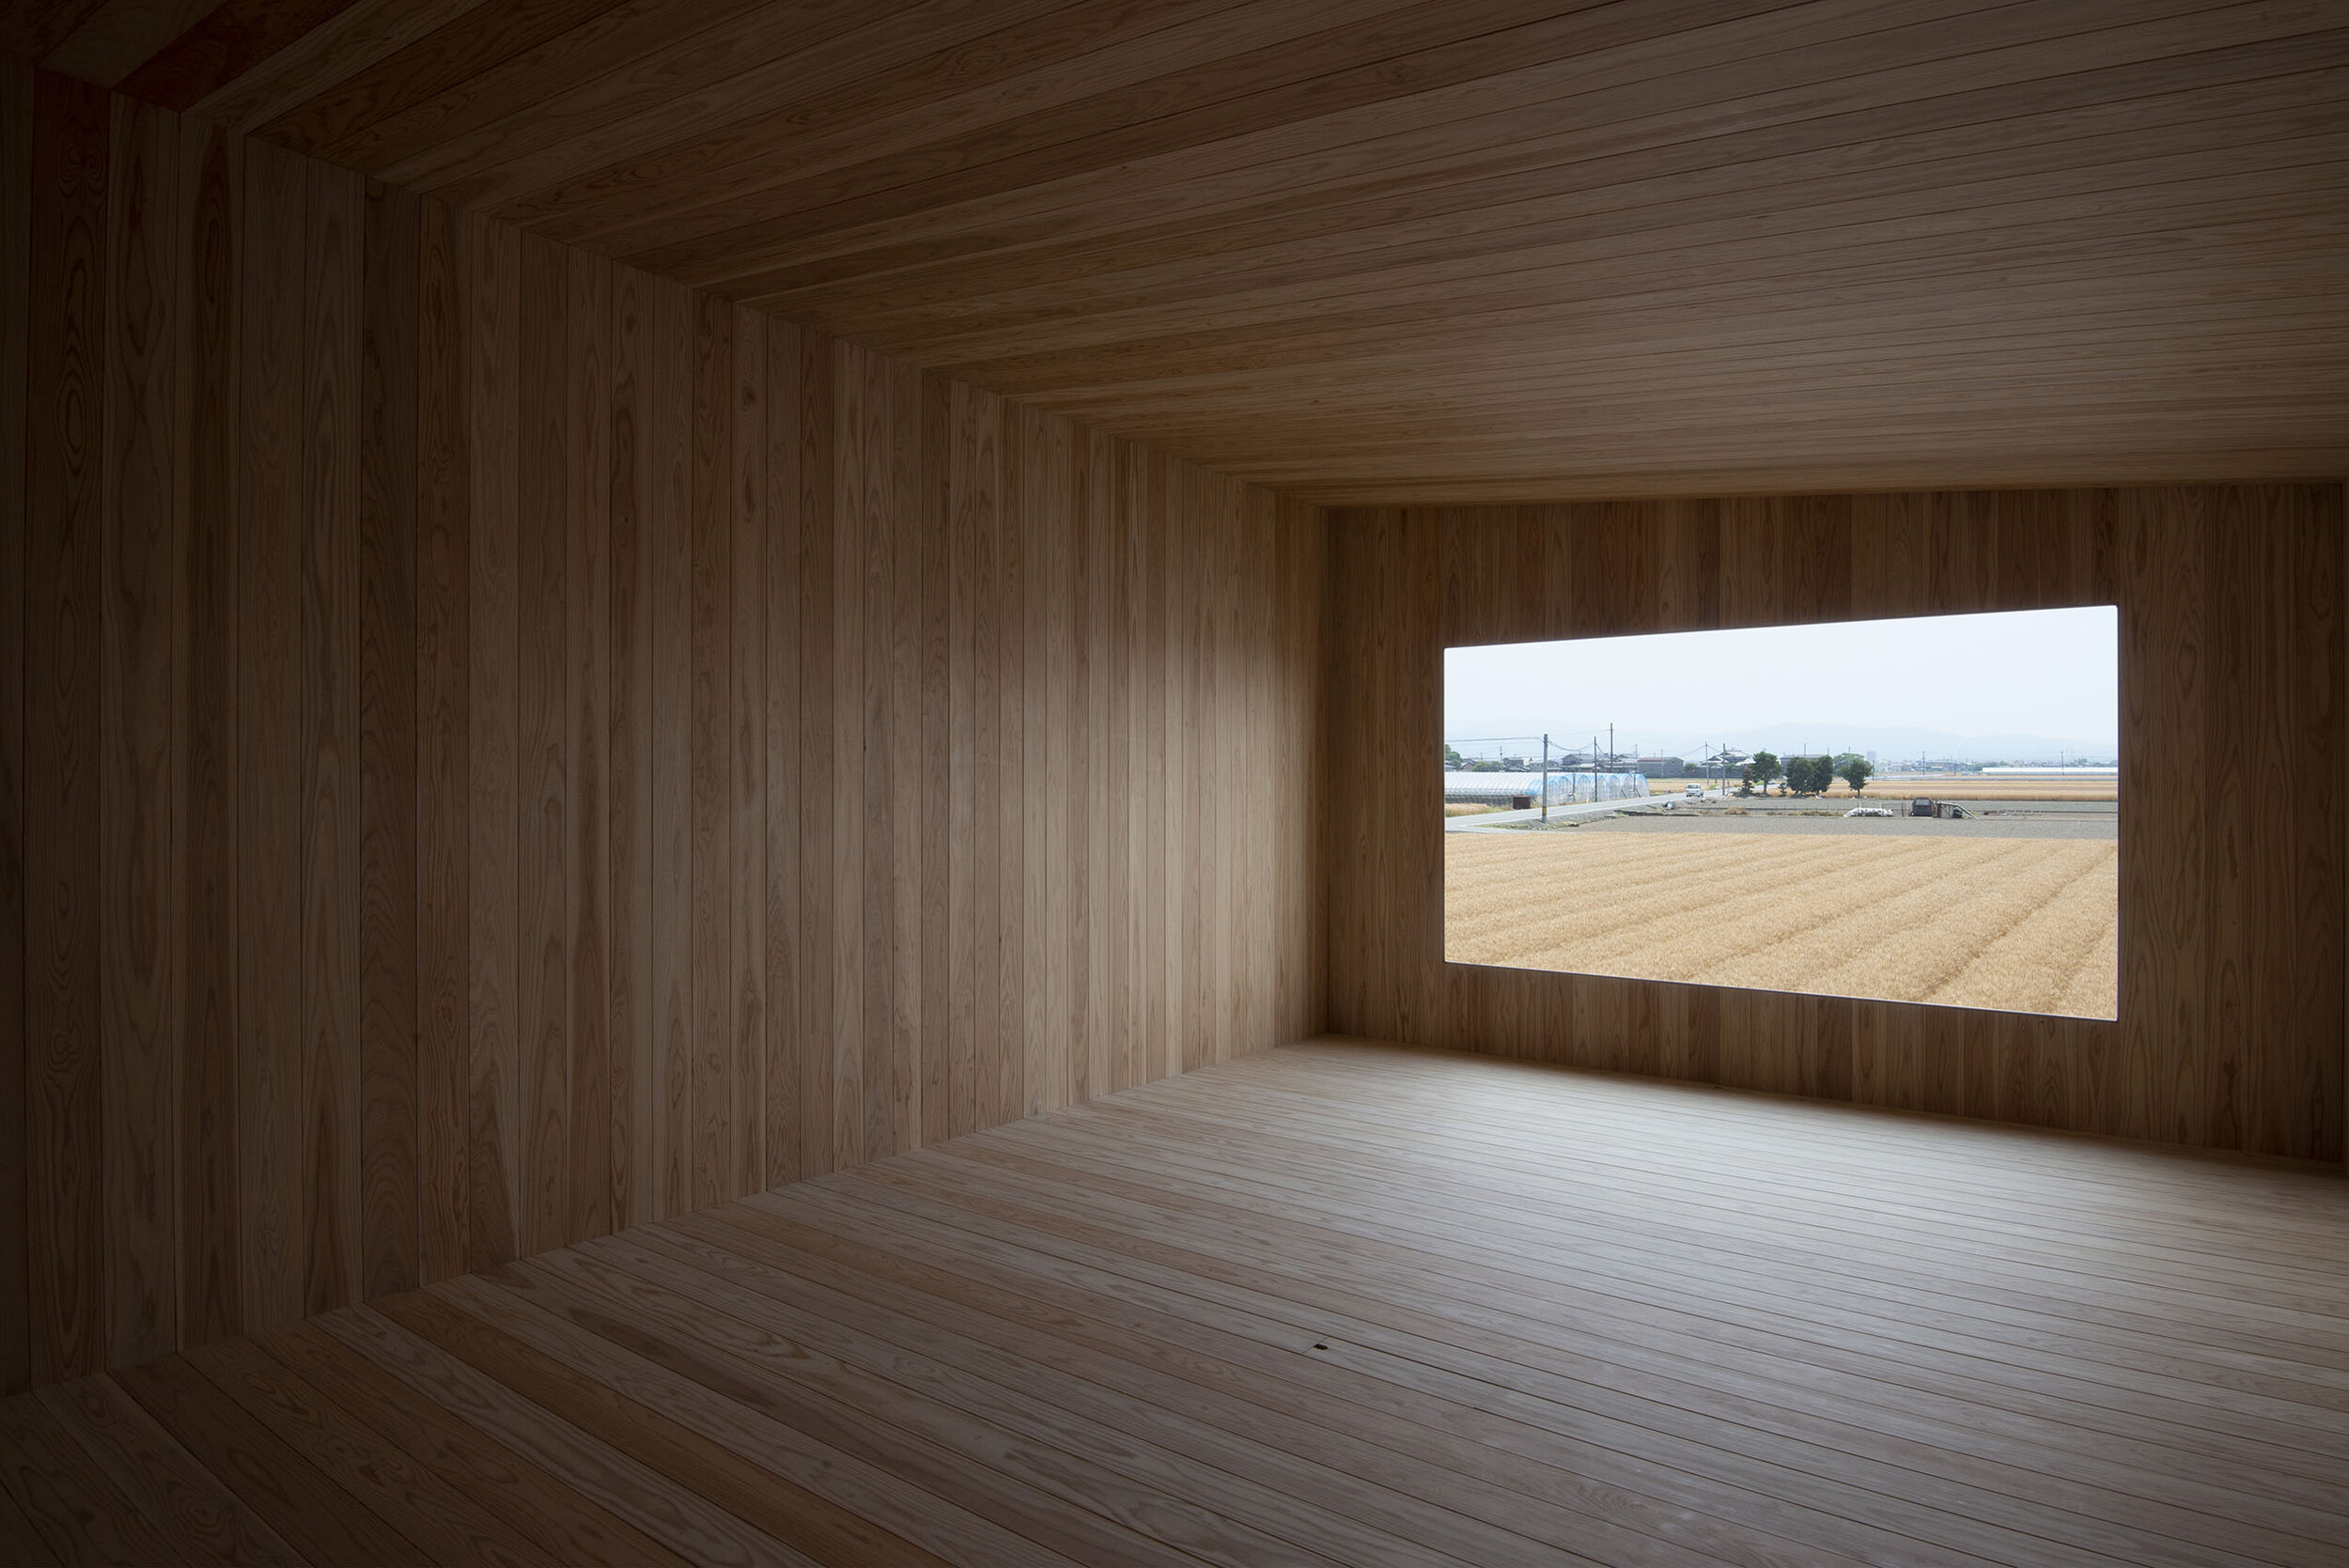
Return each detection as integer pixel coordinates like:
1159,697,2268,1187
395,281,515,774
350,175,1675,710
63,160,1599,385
1443,742,1463,768
1833,753,1875,794
1750,751,1781,794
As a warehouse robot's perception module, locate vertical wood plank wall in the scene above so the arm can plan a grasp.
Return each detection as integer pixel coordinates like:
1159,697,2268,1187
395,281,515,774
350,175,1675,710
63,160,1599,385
0,66,1328,1394
1326,489,2346,1163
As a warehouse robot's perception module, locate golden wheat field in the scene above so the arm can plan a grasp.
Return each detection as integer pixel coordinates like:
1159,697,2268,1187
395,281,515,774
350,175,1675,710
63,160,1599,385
1446,831,2117,1017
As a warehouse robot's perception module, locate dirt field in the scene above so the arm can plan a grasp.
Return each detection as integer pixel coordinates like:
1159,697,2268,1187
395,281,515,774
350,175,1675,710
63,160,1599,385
1446,830,2116,1017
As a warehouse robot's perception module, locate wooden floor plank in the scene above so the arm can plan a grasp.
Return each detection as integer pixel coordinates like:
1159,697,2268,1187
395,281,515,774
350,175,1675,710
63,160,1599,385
0,1477,58,1568
1160,1065,2349,1284
111,1353,422,1566
608,1222,1571,1568
182,1333,558,1568
318,1299,811,1568
0,1391,186,1567
841,1157,2116,1567
261,1317,692,1568
957,1110,2349,1556
367,1289,818,1568
1077,1070,2349,1292
736,1178,1955,1568
31,1374,300,1566
431,1268,1083,1568
15,1040,2348,1567
705,1188,1879,1568
1019,1094,2349,1392
1038,1095,2349,1445
516,1241,1347,1568
810,1142,2349,1532
397,1277,952,1568
1250,1046,2349,1237
668,1203,1810,1568
472,1250,1197,1568
871,1146,2324,1567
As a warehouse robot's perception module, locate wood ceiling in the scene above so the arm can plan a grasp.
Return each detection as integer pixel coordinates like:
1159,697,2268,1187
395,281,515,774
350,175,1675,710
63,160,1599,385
12,0,2349,503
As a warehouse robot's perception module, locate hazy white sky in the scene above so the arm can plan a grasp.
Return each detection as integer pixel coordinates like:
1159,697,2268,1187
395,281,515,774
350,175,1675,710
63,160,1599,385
1444,606,2119,753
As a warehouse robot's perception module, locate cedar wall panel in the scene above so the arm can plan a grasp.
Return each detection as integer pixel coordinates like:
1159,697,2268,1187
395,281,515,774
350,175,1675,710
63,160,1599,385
1,70,1327,1393
1327,490,2346,1162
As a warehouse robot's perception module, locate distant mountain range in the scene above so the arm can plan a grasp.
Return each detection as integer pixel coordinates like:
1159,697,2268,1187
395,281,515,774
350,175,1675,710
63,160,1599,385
1459,723,2119,765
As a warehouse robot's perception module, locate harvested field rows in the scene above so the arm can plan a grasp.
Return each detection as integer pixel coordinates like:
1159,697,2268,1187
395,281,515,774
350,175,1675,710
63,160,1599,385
1447,831,2117,1017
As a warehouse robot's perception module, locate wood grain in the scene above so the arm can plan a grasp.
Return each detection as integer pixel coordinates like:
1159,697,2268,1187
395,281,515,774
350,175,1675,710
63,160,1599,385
0,54,36,1401
237,135,306,1340
55,0,2349,501
566,244,611,1249
178,110,242,1356
25,0,2349,509
795,323,836,1186
35,1371,300,1564
16,1041,2349,1566
5,67,1328,1396
927,369,957,1153
187,1331,557,1567
728,303,766,1206
688,287,731,1215
516,229,568,1263
116,0,371,114
606,259,651,1231
0,1384,182,1567
22,68,111,1390
413,192,469,1286
761,318,801,1193
264,1317,692,1568
357,174,418,1301
115,1348,422,1564
464,202,521,1273
98,91,180,1372
647,272,691,1221
301,154,363,1316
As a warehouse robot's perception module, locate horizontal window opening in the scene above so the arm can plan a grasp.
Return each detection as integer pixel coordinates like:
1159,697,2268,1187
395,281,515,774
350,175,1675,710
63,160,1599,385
1443,607,2119,1020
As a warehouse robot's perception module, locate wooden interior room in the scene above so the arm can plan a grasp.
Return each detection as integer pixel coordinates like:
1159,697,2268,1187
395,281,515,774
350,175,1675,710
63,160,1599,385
2,3,2344,1564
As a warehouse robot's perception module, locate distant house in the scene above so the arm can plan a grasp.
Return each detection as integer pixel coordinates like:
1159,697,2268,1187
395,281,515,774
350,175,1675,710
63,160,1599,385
1635,756,1686,776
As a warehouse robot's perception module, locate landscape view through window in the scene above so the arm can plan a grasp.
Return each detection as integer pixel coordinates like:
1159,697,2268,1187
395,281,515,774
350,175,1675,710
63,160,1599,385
1443,607,2121,1019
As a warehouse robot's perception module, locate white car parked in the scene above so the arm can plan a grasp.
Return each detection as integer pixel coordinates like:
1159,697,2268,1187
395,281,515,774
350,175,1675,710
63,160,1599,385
1845,806,1894,817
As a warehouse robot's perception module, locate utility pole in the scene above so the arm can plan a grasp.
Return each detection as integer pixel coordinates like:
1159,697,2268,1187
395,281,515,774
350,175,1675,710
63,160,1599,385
1540,733,1549,822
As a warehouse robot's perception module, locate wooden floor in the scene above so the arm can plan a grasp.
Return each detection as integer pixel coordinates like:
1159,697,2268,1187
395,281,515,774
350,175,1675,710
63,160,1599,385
5,1040,2347,1567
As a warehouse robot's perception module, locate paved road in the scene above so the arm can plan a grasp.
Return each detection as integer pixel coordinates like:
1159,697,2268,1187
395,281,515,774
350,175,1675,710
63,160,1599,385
1446,789,1722,832
1579,813,2117,841
1449,791,2119,839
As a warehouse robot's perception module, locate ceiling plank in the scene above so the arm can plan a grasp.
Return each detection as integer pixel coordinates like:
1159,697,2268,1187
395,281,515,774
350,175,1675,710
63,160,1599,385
115,0,363,110
23,0,2349,501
